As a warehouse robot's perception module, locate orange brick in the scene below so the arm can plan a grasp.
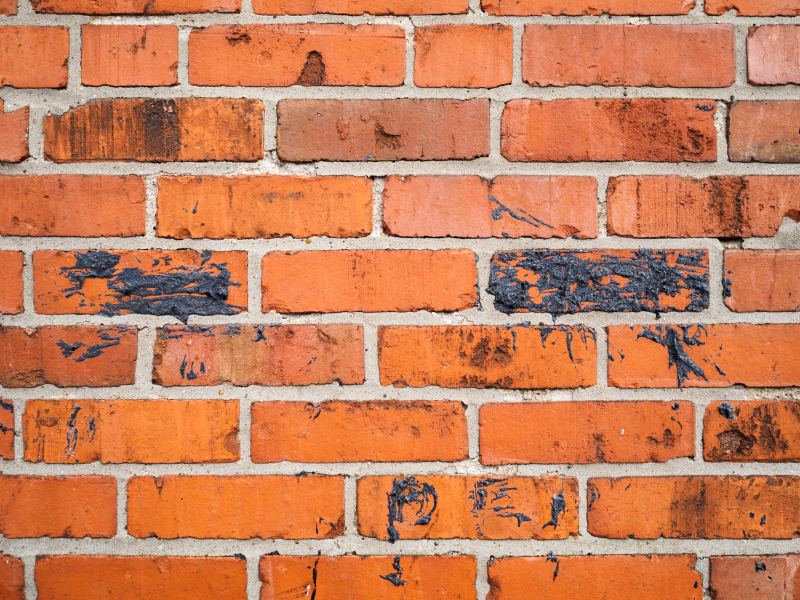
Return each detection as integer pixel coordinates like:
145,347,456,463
152,324,363,387
748,26,800,85
1,399,13,460
0,554,24,600
251,400,468,463
0,101,29,162
44,98,264,163
729,101,800,163
24,399,239,464
587,476,800,539
523,25,734,87
36,556,246,600
82,25,178,86
379,325,596,389
414,25,512,88
0,251,23,314
190,25,404,86
607,176,800,238
33,249,248,321
358,475,578,541
253,0,468,13
707,0,800,15
0,326,137,388
0,27,69,88
0,0,16,14
724,250,800,312
480,401,695,464
502,99,716,162
607,324,800,388
482,0,695,14
710,555,800,600
0,475,116,538
704,401,800,462
31,0,239,12
127,475,344,539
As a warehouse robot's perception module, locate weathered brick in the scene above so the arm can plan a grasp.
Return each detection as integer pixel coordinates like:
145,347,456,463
31,0,239,12
253,0,468,13
277,99,489,162
0,554,24,600
729,102,800,163
1,399,13,460
480,401,695,464
152,324,363,387
707,0,800,15
24,399,240,464
587,476,800,539
523,25,734,87
251,400,468,463
0,475,116,538
379,325,597,389
82,25,178,86
748,26,800,85
127,475,344,539
0,100,29,162
0,0,16,14
710,555,800,600
0,27,69,88
482,0,695,14
607,324,800,388
0,326,137,388
44,98,264,163
502,99,716,162
724,250,800,312
0,251,24,314
704,401,800,462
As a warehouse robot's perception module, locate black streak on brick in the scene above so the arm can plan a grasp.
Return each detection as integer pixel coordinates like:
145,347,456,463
386,476,438,543
636,324,709,388
379,557,406,587
542,491,566,530
469,478,531,536
56,325,135,362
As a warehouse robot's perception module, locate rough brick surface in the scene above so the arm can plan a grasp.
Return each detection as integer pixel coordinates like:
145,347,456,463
0,0,16,14
0,554,24,600
728,102,800,163
0,101,29,163
748,26,800,85
82,25,178,86
710,556,800,600
482,0,695,14
0,251,24,314
706,0,800,14
724,250,800,312
0,26,69,88
31,0,239,12
0,400,13,460
253,0,468,13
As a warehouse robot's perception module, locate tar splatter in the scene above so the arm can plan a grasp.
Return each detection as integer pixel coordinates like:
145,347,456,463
57,327,131,362
305,403,322,420
309,554,320,600
546,552,560,581
588,483,600,509
0,400,12,412
160,325,215,340
380,557,406,587
469,478,532,536
65,405,80,458
539,325,596,363
756,562,767,572
636,325,709,388
542,492,566,530
488,194,555,230
718,402,737,419
723,269,734,299
386,476,438,543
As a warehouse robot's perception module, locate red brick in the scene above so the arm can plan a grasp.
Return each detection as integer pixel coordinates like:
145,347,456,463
0,100,29,162
190,25,404,87
607,324,800,388
482,0,695,14
710,555,800,600
588,476,800,539
502,99,716,162
523,25,734,87
607,176,800,238
0,475,116,538
379,325,596,389
31,0,239,12
0,0,16,14
724,250,800,312
414,25,512,88
44,98,264,163
0,326,137,388
253,0,468,13
152,324,363,387
277,99,489,162
0,251,23,314
82,25,178,86
704,401,800,462
358,475,578,541
748,26,800,85
0,27,69,88
707,0,800,15
729,102,800,163
127,475,344,539
24,399,240,464
251,400,468,463
0,554,24,600
480,401,695,464
382,175,597,238
1,399,13,460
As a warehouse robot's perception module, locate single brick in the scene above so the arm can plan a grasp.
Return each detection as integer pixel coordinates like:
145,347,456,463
31,0,239,12
414,25,512,88
190,25,404,87
707,0,800,15
488,555,701,600
704,401,800,462
33,249,248,322
488,249,709,316
0,554,24,600
587,476,800,539
157,175,373,239
82,25,178,86
0,27,69,88
0,0,16,14
502,99,716,162
0,251,24,314
44,98,264,163
480,401,695,464
748,26,800,85
277,99,489,162
260,555,476,600
251,400,468,463
0,325,137,388
253,0,468,13
523,25,734,87
262,250,477,313
729,101,800,163
24,399,240,464
379,325,597,389
0,475,116,538
607,324,800,388
152,324,363,387
0,399,13,460
127,475,344,539
710,555,800,600
607,176,800,238
482,0,695,14
36,556,247,600
724,250,800,312
0,101,29,162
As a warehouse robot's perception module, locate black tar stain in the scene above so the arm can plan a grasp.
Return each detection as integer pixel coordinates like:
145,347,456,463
65,405,80,458
56,326,133,362
546,552,560,581
756,562,767,572
386,476,438,543
380,557,406,587
636,325,709,388
469,478,532,535
542,492,566,530
718,402,737,420
488,194,555,230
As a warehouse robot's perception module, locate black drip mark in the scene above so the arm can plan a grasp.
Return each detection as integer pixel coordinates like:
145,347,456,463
87,417,96,442
718,402,737,420
538,325,596,363
671,416,683,429
723,269,734,299
192,200,199,214
636,325,709,388
223,324,242,337
542,492,566,530
380,557,406,587
761,515,766,525
57,328,132,362
0,400,12,412
309,553,320,600
200,250,212,266
546,552,560,581
588,483,600,509
65,405,80,458
160,325,215,340
386,476,438,543
469,478,532,536
305,403,322,420
315,517,336,535
186,362,198,381
180,354,188,378
696,103,715,112
488,194,555,230
756,562,767,572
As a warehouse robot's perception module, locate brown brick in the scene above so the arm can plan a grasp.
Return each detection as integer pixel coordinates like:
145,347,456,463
152,324,363,387
480,401,695,464
24,399,239,464
0,27,69,88
0,251,24,314
707,0,800,15
0,326,137,388
587,476,800,539
729,101,800,163
724,250,800,312
710,555,800,600
251,400,468,463
0,554,24,600
0,475,116,538
44,98,264,163
607,176,800,238
704,401,800,462
482,0,695,14
127,475,344,539
523,25,734,87
748,26,800,85
1,399,13,460
379,325,596,389
502,99,716,162
0,0,16,14
82,25,178,86
253,0,468,13
277,99,490,162
31,0,239,12
0,101,29,162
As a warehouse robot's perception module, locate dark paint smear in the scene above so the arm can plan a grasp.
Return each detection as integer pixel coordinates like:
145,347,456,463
756,562,767,572
761,515,766,525
542,492,566,529
539,325,596,363
588,483,599,509
470,478,532,530
386,476,438,543
87,417,96,442
0,400,12,412
380,557,406,587
488,194,555,230
57,327,131,363
309,555,319,600
718,402,737,419
160,325,215,340
65,405,80,458
636,324,709,388
546,552,560,581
